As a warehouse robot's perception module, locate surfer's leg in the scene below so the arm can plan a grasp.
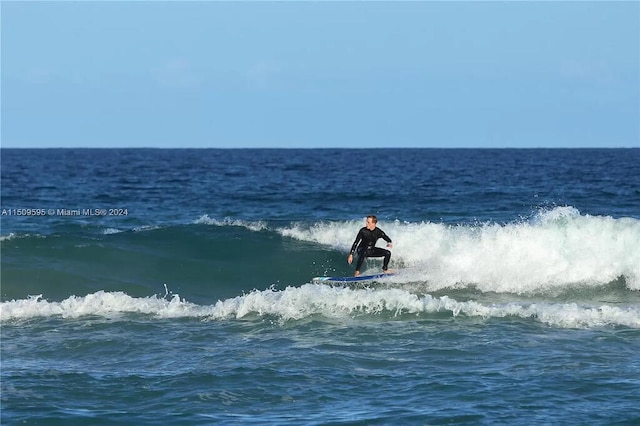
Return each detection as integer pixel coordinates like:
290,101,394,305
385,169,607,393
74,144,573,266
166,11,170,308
354,249,366,276
369,247,391,271
382,249,391,271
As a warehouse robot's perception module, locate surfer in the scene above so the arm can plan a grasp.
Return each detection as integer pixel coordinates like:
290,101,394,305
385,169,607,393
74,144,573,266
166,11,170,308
347,215,393,276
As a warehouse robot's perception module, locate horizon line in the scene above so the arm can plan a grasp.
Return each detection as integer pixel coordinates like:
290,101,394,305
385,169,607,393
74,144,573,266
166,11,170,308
1,146,638,150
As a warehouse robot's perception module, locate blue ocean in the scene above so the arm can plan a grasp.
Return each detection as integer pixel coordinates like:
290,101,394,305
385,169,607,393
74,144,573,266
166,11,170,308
1,148,639,425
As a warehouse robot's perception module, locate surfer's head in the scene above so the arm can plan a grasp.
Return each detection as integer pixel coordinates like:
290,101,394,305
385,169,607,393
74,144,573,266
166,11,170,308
366,215,378,230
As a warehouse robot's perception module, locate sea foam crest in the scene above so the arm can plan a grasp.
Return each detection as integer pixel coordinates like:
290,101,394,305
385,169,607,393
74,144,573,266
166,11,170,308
195,215,267,232
207,284,640,328
0,291,202,321
280,207,640,292
2,286,638,329
0,232,45,242
0,233,17,242
533,205,582,225
102,228,124,235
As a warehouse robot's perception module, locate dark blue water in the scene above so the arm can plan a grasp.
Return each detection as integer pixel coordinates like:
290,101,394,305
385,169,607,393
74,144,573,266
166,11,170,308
2,149,639,424
3,148,637,228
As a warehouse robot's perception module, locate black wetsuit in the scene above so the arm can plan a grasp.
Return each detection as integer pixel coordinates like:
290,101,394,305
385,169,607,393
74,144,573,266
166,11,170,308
350,227,392,272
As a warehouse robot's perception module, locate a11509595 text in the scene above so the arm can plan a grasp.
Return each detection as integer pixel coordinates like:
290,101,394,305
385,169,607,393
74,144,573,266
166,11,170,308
1,208,129,217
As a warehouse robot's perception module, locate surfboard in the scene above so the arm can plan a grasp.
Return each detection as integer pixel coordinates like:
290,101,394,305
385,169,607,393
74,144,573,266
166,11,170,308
312,272,396,284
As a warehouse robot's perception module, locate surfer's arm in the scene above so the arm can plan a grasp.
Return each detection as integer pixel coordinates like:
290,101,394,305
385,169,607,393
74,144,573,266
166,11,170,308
379,229,393,247
350,229,364,255
348,229,364,263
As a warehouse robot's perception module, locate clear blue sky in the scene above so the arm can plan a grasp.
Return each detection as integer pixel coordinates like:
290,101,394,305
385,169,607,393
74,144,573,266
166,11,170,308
2,1,639,148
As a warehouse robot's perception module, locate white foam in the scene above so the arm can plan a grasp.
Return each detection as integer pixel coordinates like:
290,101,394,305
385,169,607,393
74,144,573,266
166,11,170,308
0,291,204,321
280,208,640,293
0,233,17,242
533,205,581,225
280,219,363,251
2,286,638,329
132,225,162,232
0,232,44,242
195,215,267,232
103,228,124,235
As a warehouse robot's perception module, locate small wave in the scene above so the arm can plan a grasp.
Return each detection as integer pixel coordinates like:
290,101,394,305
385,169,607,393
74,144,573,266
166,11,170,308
532,205,582,225
102,228,124,235
0,291,202,321
195,215,267,232
207,285,640,328
2,287,638,329
0,232,46,242
132,225,162,232
0,233,17,242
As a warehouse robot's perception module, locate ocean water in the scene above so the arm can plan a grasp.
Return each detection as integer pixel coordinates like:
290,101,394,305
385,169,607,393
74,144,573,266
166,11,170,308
1,148,639,425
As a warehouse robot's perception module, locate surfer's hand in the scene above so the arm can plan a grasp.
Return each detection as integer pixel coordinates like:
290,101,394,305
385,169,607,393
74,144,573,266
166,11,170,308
387,243,393,249
347,254,353,264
